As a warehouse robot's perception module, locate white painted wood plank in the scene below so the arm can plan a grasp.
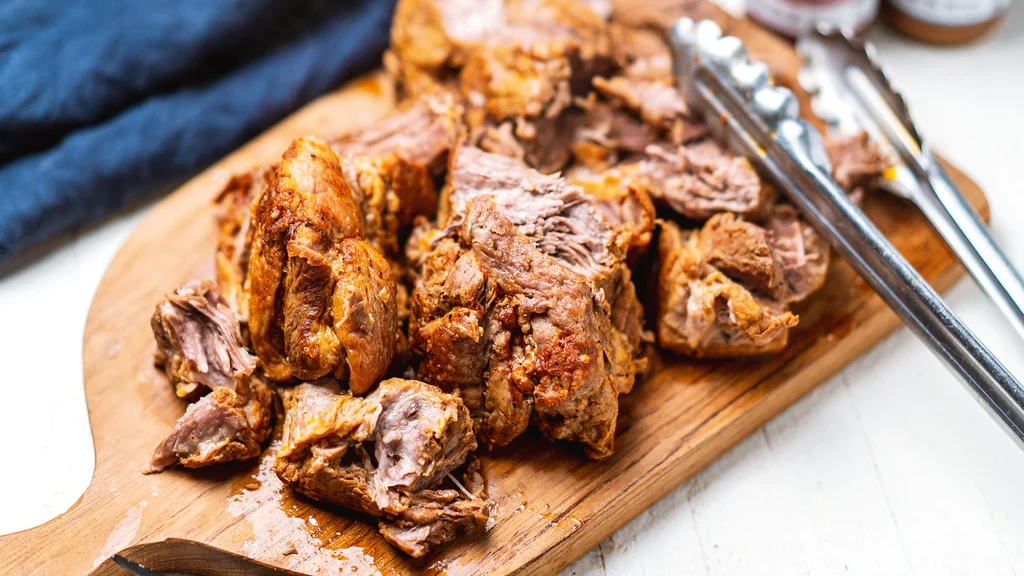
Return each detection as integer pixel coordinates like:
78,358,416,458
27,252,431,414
684,430,818,575
842,329,1019,576
0,211,142,535
760,377,913,575
562,547,607,576
597,473,709,576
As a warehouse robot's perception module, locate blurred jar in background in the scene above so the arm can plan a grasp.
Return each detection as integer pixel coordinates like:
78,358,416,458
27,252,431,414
747,0,880,37
883,0,1009,43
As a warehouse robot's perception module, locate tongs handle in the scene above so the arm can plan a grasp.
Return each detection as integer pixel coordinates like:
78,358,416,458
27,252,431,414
776,124,1024,448
691,66,1024,447
844,69,1024,342
913,155,1024,342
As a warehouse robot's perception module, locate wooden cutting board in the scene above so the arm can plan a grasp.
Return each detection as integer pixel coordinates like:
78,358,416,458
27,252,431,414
1,7,991,576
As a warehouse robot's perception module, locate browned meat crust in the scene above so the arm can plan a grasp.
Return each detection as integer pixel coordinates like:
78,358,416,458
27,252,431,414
214,167,273,328
389,0,614,173
699,213,787,301
566,163,656,262
214,92,460,319
657,217,798,358
275,379,486,557
247,137,398,393
147,373,274,473
389,0,504,73
411,147,644,458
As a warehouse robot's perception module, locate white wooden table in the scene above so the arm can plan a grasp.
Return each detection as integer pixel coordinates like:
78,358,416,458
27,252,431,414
2,6,1022,574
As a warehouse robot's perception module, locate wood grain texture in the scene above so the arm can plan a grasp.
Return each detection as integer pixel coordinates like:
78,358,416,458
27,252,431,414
0,7,991,576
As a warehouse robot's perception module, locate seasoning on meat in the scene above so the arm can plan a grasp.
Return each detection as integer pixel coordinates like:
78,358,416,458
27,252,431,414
275,379,486,558
411,147,645,458
657,217,798,358
247,137,398,392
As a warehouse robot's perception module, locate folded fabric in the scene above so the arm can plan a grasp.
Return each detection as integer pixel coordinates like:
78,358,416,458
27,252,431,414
0,0,396,262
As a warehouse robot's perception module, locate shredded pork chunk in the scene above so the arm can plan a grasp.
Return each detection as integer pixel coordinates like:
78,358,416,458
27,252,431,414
275,379,487,557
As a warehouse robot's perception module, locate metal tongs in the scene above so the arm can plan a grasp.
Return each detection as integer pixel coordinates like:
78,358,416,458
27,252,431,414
797,29,1024,343
667,18,1024,448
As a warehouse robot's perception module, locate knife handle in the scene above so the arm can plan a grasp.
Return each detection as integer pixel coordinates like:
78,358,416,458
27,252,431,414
909,155,1024,343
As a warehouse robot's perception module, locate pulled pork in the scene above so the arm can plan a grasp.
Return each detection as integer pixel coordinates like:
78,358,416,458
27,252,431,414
275,379,487,557
825,131,892,203
152,279,256,400
147,281,273,472
410,147,645,458
657,217,797,358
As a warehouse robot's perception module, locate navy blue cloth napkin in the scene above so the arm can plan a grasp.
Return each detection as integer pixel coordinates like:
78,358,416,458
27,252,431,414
0,0,396,261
